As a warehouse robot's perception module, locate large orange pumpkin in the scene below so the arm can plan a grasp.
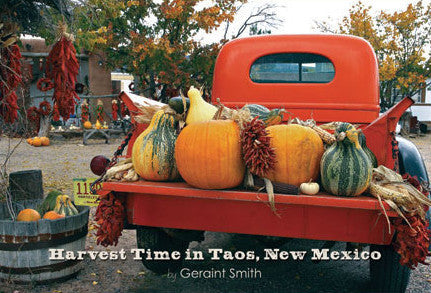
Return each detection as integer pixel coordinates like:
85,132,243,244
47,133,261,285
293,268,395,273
43,211,65,220
32,137,42,147
266,124,324,186
40,136,50,146
16,209,41,221
175,120,245,189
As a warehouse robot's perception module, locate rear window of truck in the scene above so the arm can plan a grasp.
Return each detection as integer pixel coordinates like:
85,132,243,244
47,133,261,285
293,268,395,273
250,53,335,83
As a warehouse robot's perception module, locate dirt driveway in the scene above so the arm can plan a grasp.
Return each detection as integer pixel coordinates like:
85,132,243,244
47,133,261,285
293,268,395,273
1,134,430,293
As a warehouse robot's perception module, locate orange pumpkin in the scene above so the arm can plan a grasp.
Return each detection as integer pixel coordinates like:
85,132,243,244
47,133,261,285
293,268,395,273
26,138,33,145
175,120,245,189
266,124,324,186
42,211,65,220
40,137,50,146
16,209,41,221
83,121,92,129
32,137,42,147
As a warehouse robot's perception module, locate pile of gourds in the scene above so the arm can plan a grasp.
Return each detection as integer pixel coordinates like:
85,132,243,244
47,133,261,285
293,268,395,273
16,190,79,222
27,136,50,147
125,85,420,202
129,86,335,196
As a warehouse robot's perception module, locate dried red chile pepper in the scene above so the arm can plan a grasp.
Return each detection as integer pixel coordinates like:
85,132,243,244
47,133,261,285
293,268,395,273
0,44,22,123
45,36,80,120
392,214,430,269
241,117,276,177
95,193,126,247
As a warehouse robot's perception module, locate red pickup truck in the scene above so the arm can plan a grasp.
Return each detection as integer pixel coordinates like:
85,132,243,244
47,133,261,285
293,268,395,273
99,35,429,293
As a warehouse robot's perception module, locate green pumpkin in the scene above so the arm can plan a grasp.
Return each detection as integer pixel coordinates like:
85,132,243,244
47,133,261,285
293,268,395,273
168,96,190,114
242,104,285,126
358,131,378,168
320,123,372,196
132,110,179,181
38,189,62,215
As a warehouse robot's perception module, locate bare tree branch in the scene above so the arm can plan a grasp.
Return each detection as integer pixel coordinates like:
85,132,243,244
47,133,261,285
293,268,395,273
313,20,338,34
232,4,282,39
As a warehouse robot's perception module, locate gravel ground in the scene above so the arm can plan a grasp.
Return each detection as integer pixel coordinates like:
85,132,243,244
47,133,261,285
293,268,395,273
0,134,430,293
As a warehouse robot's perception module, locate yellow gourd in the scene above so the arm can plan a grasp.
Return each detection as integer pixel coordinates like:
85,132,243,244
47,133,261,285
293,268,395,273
95,120,102,129
185,86,217,124
54,195,79,216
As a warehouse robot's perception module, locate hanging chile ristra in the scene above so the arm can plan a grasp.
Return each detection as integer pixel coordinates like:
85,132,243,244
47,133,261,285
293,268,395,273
45,23,80,120
0,44,22,123
95,193,126,247
241,117,276,178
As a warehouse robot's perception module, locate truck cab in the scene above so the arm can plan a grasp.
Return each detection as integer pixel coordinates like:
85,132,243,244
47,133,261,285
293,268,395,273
213,34,379,124
107,35,429,293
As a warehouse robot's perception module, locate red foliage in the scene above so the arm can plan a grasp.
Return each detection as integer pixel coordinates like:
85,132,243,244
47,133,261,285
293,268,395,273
95,193,126,247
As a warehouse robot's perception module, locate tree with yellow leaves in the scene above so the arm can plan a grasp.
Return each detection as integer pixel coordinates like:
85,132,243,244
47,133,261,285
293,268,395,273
316,1,431,111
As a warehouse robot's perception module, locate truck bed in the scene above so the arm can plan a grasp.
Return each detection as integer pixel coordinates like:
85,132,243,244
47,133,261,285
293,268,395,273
101,181,397,245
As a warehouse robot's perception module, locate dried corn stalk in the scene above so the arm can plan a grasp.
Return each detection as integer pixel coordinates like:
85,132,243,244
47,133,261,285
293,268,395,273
368,165,431,233
319,121,360,130
103,158,139,182
291,118,336,145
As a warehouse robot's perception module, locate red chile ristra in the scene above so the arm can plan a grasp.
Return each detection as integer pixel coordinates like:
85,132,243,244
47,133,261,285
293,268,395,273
241,117,276,178
0,44,22,123
95,193,126,247
45,35,80,120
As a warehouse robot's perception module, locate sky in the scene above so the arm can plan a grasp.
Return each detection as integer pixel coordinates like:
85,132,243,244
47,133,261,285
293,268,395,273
199,0,431,43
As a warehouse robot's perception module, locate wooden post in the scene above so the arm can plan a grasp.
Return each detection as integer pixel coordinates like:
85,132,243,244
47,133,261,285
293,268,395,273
8,169,43,201
38,113,52,138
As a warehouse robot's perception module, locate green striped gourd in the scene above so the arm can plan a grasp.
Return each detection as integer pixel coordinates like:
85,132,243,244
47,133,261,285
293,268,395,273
358,131,378,168
132,110,179,181
320,123,372,196
242,104,285,126
53,195,79,216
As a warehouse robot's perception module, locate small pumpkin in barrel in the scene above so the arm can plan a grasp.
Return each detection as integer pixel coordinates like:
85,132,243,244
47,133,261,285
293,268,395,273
43,211,65,220
175,119,245,189
16,209,41,221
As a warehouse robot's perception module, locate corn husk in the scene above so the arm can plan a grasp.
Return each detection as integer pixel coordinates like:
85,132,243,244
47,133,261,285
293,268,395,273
291,118,336,145
368,165,431,233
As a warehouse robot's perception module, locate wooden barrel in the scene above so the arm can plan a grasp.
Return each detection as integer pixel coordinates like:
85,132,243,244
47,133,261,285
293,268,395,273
0,199,89,284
